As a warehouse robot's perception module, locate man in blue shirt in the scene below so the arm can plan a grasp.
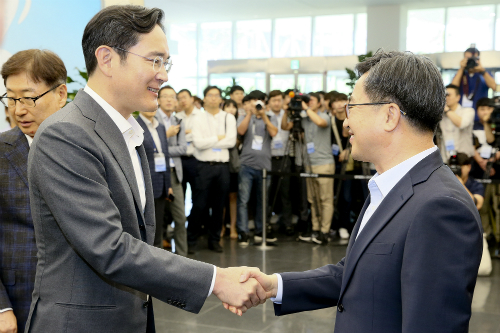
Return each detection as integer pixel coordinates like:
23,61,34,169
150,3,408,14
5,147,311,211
451,46,496,118
454,153,484,210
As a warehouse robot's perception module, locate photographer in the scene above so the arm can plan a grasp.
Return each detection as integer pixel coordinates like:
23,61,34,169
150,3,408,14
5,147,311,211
472,97,496,178
453,153,484,210
236,91,278,245
282,92,334,245
451,46,496,113
439,84,475,162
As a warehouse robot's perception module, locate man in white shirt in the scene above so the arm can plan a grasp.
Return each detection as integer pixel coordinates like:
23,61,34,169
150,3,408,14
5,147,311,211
234,50,483,332
188,86,236,253
439,84,475,162
24,6,265,333
176,88,202,198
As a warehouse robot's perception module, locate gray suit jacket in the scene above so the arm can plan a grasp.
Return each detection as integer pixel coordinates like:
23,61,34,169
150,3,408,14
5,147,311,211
156,111,186,182
25,90,213,333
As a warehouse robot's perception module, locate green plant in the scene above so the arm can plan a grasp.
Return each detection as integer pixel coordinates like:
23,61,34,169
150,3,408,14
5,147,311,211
345,51,373,93
222,77,238,99
66,68,88,102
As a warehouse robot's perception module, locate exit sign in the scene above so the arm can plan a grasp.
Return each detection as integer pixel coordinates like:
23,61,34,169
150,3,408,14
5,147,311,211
291,60,300,70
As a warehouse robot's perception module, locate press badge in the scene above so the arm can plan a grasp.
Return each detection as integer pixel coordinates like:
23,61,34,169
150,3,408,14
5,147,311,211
273,139,284,149
480,145,493,159
332,144,340,156
212,148,222,152
252,135,264,151
445,139,455,152
462,97,473,108
307,142,315,154
154,153,167,172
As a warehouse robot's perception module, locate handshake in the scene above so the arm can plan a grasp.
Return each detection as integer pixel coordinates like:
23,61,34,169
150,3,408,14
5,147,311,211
212,266,278,316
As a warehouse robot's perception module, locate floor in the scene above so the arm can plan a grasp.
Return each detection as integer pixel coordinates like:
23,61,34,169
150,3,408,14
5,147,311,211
153,236,500,333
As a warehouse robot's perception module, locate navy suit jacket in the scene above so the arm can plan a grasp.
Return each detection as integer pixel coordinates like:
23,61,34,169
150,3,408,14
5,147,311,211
0,127,37,332
274,150,483,333
136,116,171,199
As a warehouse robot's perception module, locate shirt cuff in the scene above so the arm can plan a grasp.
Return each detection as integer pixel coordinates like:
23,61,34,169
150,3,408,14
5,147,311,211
270,273,283,304
207,265,217,297
0,308,13,313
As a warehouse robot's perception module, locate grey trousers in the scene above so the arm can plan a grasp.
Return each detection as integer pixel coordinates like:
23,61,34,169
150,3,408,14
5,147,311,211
165,169,188,256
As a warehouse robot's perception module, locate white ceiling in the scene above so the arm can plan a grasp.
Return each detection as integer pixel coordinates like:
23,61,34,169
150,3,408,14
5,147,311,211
146,0,493,24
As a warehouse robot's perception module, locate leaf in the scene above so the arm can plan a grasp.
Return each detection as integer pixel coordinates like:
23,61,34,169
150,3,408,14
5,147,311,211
66,76,75,84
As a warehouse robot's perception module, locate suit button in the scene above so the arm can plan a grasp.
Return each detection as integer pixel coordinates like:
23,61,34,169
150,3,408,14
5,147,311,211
139,225,145,230
338,304,344,312
143,301,149,308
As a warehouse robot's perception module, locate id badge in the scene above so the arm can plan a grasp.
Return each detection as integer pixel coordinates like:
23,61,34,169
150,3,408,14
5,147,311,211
332,144,340,156
187,142,191,146
273,139,283,149
212,148,222,152
445,139,455,152
169,158,175,168
307,142,315,154
480,145,493,159
462,97,473,108
154,153,167,172
252,135,264,151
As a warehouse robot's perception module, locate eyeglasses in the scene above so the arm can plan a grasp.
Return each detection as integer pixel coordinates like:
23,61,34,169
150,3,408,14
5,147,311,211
112,46,172,73
345,101,406,118
1,84,62,109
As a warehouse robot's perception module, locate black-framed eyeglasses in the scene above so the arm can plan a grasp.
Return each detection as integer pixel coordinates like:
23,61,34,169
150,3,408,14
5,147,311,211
112,46,172,73
0,84,62,109
345,102,407,118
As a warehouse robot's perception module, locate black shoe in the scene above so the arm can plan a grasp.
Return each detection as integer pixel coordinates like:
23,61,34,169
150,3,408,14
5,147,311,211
238,232,249,246
298,231,312,242
208,241,223,253
320,232,329,245
312,231,322,245
254,231,277,243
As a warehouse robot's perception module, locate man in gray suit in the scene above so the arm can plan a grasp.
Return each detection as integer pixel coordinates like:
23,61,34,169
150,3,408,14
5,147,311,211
25,5,265,333
155,85,188,257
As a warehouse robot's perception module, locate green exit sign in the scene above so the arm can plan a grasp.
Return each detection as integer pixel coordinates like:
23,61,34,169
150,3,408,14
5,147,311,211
291,60,300,70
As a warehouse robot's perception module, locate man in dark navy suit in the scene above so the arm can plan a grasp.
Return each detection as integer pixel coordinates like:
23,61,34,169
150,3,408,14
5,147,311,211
236,50,483,333
0,49,67,333
137,108,172,249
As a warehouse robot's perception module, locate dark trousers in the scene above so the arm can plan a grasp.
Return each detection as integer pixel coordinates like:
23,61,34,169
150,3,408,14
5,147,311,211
154,196,166,248
269,157,292,227
188,162,230,246
181,155,198,197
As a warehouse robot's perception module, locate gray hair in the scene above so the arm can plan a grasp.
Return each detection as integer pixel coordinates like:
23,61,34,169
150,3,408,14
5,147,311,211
355,50,445,133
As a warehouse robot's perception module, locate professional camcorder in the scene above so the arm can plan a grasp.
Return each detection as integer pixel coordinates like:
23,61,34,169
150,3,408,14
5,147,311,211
448,152,461,177
287,91,310,121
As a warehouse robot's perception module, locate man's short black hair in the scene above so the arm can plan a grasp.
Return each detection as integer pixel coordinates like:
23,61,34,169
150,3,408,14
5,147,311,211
456,152,472,166
284,89,294,97
248,90,267,102
242,95,251,103
83,5,164,76
355,50,445,133
158,85,175,98
177,88,192,97
203,85,222,97
445,84,460,96
229,85,244,95
309,92,321,103
465,47,480,56
477,97,493,109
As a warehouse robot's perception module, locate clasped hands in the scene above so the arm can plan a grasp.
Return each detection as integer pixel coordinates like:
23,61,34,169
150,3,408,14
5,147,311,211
212,267,277,316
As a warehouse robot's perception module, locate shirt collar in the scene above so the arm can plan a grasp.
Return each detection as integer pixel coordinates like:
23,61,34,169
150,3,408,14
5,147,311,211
159,108,173,121
25,134,33,147
368,146,438,204
139,113,159,129
84,85,143,147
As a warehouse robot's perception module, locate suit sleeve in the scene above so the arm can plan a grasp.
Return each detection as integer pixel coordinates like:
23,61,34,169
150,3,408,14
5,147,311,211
0,279,12,310
401,195,482,333
274,258,345,316
29,122,213,313
168,121,187,158
160,129,171,190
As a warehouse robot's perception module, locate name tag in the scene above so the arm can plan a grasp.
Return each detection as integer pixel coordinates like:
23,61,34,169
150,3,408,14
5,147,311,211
462,97,473,108
480,145,493,159
332,144,340,156
169,158,175,168
154,153,167,172
187,142,191,146
445,139,455,152
307,142,315,154
252,135,264,151
272,138,283,150
212,148,222,152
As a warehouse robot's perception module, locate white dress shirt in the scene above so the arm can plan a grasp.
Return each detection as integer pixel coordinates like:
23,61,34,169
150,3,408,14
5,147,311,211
148,111,175,168
25,134,33,147
272,146,438,304
176,107,201,156
191,109,237,162
439,104,475,161
84,85,146,211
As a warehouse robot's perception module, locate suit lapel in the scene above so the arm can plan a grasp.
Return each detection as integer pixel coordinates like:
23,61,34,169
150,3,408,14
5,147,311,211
339,175,414,298
2,127,30,188
345,197,370,256
138,145,155,223
74,91,145,223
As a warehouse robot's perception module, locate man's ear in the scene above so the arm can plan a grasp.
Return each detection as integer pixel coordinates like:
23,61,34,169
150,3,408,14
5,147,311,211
383,103,402,133
56,84,68,108
94,46,114,77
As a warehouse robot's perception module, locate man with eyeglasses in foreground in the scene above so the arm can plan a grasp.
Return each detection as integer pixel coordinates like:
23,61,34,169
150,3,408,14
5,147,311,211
24,6,266,333
236,50,483,333
0,49,67,333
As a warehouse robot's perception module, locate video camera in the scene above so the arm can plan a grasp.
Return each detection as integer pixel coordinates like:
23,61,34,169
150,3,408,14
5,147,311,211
448,152,461,177
287,90,310,122
487,97,500,138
